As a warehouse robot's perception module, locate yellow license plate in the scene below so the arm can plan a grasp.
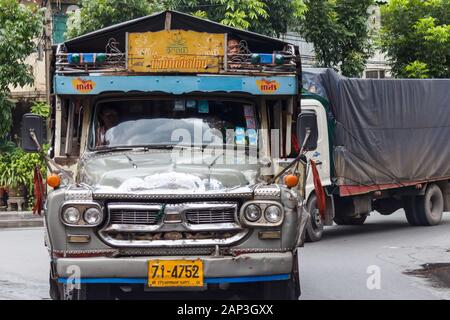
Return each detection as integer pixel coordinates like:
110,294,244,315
148,259,204,287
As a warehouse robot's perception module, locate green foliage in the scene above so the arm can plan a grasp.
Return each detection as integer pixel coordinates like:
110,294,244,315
0,146,45,195
66,0,153,39
67,0,306,38
380,0,450,78
404,60,430,78
0,0,44,137
31,101,50,118
165,0,306,36
0,95,13,140
298,0,375,77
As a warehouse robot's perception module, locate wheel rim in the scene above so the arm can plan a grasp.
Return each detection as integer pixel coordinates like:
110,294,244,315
427,188,443,221
310,199,323,231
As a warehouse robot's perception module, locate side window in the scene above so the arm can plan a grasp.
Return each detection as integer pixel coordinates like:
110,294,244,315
297,110,318,151
266,98,296,159
56,98,85,158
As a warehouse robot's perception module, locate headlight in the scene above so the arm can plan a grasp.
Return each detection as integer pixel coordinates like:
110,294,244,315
63,207,81,224
244,204,262,222
84,207,103,225
264,205,282,223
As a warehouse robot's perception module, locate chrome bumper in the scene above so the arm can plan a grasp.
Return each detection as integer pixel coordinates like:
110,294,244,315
56,252,293,282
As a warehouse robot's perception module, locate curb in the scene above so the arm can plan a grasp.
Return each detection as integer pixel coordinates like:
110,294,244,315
0,211,44,228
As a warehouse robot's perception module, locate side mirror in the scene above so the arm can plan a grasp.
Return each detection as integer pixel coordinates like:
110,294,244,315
21,113,46,152
296,111,318,151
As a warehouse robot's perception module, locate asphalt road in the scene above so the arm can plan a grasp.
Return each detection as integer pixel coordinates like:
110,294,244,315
0,210,449,300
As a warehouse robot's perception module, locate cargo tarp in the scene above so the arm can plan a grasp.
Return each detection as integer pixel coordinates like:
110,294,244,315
303,68,450,189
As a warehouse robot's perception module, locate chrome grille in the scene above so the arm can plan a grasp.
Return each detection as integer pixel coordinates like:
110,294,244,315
108,203,162,226
100,202,245,247
185,207,236,224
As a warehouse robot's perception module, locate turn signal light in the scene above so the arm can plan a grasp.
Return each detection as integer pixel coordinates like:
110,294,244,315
47,174,61,188
284,174,299,188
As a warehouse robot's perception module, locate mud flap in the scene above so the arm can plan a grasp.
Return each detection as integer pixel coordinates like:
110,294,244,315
295,205,311,248
323,189,335,226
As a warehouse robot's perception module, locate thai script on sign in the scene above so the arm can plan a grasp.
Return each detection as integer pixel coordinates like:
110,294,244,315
127,30,225,73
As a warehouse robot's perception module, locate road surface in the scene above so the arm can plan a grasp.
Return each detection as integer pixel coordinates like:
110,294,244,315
0,210,449,299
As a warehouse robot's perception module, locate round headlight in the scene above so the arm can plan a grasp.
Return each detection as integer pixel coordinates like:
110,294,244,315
63,207,80,224
244,204,261,222
264,205,282,223
84,207,103,225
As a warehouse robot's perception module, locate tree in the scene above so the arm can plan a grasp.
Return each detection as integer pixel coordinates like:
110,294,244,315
66,0,153,39
0,0,43,138
298,0,375,77
165,0,306,37
380,0,450,78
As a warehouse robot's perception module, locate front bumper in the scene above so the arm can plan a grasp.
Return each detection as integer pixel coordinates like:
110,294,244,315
56,252,293,284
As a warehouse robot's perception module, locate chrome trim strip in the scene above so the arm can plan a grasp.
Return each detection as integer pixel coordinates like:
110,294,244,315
99,230,249,248
108,203,162,211
93,192,253,200
104,222,240,233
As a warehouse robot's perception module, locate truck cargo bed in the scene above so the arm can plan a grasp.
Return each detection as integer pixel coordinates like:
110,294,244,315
303,68,450,196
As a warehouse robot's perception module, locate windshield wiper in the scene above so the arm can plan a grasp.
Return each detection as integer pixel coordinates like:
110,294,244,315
93,145,174,153
93,147,136,153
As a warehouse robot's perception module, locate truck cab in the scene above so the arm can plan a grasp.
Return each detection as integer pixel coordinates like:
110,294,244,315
21,11,315,300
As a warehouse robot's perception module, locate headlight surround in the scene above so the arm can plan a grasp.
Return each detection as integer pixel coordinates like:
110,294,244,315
244,204,262,222
84,207,103,225
241,201,284,226
60,202,103,227
62,207,81,224
264,205,283,223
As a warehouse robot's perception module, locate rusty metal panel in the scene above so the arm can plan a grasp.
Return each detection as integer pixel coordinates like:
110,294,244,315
127,30,225,73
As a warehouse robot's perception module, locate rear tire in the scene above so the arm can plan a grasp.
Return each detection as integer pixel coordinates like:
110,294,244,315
305,194,324,242
404,184,443,226
403,196,420,226
333,216,367,225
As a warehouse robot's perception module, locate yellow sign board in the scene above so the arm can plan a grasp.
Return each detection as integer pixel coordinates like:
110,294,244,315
127,30,225,73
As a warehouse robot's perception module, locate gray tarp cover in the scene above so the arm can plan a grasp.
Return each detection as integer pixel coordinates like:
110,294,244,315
303,68,450,187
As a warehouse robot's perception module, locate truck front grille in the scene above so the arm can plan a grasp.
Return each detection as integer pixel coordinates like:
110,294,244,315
110,208,160,225
185,207,237,224
100,201,246,247
108,203,162,226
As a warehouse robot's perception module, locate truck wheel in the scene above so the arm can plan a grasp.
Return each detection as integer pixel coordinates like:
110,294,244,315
60,284,110,300
305,193,324,242
60,284,87,300
262,252,300,300
403,196,421,226
49,274,61,300
333,216,367,225
405,184,444,226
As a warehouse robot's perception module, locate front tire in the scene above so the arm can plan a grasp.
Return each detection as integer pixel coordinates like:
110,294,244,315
59,283,110,300
262,252,300,300
49,274,61,300
305,193,324,242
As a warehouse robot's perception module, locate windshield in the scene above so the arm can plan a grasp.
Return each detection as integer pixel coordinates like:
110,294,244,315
90,98,259,150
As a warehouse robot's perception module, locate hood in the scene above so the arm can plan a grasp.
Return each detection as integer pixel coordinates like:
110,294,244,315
78,150,260,195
